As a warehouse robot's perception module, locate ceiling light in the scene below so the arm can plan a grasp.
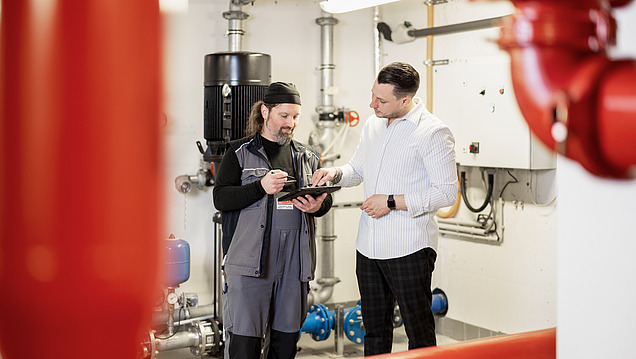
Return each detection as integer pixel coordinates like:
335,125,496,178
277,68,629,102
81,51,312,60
319,0,403,14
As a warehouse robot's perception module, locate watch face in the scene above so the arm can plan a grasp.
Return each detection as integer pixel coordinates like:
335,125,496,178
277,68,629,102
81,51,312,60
388,195,396,209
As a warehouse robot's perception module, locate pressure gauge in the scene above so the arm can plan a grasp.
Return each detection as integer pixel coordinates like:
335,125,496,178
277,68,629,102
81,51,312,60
167,292,179,305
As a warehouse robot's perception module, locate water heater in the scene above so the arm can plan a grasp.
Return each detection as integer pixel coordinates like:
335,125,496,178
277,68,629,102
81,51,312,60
203,51,271,162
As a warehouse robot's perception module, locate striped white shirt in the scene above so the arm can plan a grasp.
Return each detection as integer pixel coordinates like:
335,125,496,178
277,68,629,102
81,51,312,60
338,98,457,259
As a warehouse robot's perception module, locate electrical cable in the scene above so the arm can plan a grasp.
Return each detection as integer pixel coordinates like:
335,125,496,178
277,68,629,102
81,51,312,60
481,198,498,237
156,306,185,340
499,170,518,198
460,170,494,213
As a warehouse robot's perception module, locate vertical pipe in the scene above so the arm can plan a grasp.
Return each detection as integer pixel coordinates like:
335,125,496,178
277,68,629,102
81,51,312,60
226,1,246,52
334,304,345,356
310,13,341,304
426,2,434,112
228,1,241,52
317,12,339,115
0,1,161,358
314,167,337,303
374,6,384,75
319,193,336,279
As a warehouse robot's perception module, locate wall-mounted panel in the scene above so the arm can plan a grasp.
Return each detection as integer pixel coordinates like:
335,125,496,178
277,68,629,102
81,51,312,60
435,56,555,170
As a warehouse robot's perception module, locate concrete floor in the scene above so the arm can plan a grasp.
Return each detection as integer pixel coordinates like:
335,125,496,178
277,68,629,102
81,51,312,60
157,325,457,359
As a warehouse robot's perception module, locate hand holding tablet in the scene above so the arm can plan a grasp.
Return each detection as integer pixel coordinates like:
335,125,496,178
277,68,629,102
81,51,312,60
278,185,341,201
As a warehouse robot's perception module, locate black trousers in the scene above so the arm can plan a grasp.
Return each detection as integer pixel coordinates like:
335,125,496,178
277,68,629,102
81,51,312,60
229,329,299,359
356,248,437,356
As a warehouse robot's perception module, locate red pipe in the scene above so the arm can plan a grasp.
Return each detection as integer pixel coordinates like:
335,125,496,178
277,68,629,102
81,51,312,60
0,1,162,359
372,328,556,359
495,0,636,178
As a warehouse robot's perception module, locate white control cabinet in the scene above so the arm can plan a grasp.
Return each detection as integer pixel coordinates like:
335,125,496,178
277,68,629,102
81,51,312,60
433,55,556,170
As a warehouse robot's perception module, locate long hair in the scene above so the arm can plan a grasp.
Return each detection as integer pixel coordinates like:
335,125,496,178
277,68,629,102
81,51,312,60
246,100,278,137
377,62,420,99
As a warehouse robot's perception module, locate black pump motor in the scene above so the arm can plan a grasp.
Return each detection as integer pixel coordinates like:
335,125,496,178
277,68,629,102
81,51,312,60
203,52,271,162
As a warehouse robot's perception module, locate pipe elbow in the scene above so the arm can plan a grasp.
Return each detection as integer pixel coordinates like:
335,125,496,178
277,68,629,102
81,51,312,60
500,0,636,178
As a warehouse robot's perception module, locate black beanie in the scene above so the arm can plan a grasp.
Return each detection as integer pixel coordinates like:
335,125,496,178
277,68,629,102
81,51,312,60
263,82,301,105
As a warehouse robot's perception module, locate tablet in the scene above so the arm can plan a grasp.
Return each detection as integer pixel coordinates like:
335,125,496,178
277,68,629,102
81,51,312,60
278,186,341,201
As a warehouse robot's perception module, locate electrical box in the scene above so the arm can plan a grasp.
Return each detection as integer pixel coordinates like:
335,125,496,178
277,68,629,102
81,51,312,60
433,57,556,170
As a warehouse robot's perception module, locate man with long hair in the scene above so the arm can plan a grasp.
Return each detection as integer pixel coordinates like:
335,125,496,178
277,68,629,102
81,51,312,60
213,82,333,359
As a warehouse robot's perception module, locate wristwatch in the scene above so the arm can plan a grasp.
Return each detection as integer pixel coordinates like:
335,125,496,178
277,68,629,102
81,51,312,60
387,194,396,210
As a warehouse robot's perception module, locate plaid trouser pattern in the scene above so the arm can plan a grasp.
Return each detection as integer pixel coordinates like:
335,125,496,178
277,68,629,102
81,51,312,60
356,247,437,356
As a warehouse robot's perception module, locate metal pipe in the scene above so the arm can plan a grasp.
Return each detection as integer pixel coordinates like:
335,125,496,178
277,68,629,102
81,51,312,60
309,159,341,304
316,12,339,115
334,304,345,355
439,224,491,236
152,304,217,328
408,16,509,38
373,6,384,75
155,330,200,352
309,12,342,305
438,218,490,228
439,230,499,243
225,0,249,52
425,2,434,112
214,212,223,321
370,328,556,359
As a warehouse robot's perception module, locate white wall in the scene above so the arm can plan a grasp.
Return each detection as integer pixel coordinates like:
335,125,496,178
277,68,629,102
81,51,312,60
557,2,636,358
160,1,636,353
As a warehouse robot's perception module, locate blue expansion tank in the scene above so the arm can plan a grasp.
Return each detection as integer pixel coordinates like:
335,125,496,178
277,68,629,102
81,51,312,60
163,234,191,286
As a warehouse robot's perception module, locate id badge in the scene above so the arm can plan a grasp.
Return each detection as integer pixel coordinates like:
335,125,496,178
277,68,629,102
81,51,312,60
276,198,294,210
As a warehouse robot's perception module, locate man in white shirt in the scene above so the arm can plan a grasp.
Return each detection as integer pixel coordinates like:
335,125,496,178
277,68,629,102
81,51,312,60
312,62,457,355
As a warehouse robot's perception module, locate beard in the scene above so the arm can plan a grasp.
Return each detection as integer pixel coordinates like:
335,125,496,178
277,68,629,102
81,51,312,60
265,118,294,145
374,108,401,119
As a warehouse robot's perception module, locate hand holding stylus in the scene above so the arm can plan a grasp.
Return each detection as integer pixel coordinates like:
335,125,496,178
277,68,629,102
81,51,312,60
261,169,288,194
